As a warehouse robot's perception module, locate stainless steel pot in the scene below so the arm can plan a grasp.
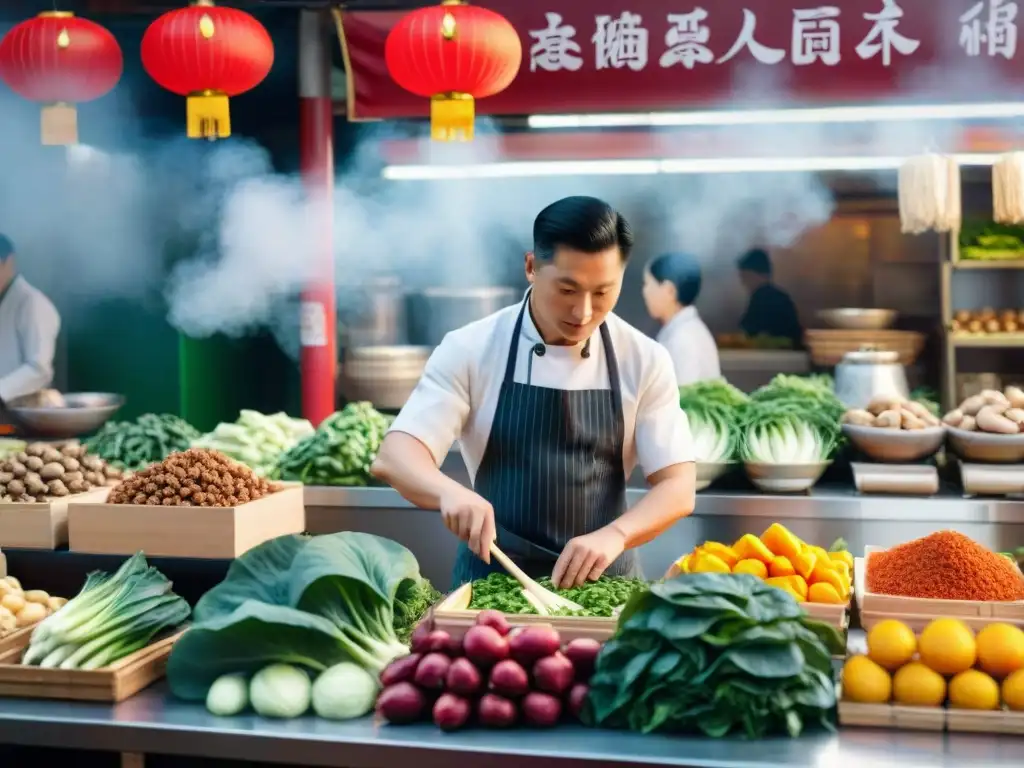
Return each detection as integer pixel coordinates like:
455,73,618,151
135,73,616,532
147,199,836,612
339,275,406,348
408,287,520,346
833,347,909,410
340,345,431,411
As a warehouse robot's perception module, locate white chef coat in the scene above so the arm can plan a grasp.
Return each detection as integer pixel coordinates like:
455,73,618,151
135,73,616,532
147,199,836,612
389,299,695,485
656,306,721,387
0,276,61,402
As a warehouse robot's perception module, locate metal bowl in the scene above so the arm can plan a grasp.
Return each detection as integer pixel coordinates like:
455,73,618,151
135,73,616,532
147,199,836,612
842,424,947,463
695,461,735,491
818,308,898,331
5,392,125,438
744,461,831,493
947,426,1024,464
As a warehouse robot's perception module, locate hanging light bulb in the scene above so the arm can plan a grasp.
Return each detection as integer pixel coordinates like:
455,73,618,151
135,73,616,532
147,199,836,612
898,154,961,234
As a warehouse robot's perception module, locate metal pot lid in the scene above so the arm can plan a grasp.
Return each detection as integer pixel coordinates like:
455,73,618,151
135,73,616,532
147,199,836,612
841,346,900,364
345,345,432,360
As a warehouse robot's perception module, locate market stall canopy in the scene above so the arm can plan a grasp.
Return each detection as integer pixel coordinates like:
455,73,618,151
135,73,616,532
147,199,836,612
338,0,1024,121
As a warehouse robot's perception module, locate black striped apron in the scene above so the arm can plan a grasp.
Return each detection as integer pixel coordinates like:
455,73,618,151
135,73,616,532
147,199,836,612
451,293,639,588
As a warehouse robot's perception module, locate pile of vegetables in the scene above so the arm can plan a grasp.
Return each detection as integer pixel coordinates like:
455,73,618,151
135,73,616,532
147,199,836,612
468,573,647,617
668,525,854,606
678,380,749,464
167,532,437,709
1,441,122,503
270,402,392,486
86,413,200,471
192,411,313,476
376,612,598,730
739,375,843,464
959,220,1024,260
843,396,943,431
21,552,190,670
585,573,842,738
0,575,66,638
943,386,1024,434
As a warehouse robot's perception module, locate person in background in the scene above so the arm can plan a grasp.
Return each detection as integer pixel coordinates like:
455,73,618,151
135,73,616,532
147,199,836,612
372,196,696,590
736,248,803,348
642,252,720,386
0,234,61,404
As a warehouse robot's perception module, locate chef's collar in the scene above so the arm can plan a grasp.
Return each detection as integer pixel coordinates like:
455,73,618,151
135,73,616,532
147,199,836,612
0,274,19,309
521,292,595,356
665,305,700,331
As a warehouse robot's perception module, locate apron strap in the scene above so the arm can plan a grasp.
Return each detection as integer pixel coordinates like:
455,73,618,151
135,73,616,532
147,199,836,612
598,321,624,420
503,294,530,385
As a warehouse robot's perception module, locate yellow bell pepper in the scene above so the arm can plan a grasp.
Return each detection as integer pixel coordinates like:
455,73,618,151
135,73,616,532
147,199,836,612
808,581,845,604
791,549,817,581
733,558,768,579
691,551,732,574
675,554,693,574
700,542,740,568
809,545,831,564
733,534,775,563
768,556,796,578
765,576,806,602
760,523,805,561
831,560,851,581
809,560,849,600
829,550,854,570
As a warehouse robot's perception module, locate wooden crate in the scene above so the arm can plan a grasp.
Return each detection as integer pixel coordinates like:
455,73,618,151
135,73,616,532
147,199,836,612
855,546,1024,630
0,625,34,656
0,629,183,702
68,484,305,559
434,583,619,642
804,600,850,630
839,698,1024,735
0,487,111,549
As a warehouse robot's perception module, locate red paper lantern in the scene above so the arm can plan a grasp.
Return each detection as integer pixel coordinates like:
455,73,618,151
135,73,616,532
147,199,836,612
0,11,123,146
386,0,522,141
141,0,274,140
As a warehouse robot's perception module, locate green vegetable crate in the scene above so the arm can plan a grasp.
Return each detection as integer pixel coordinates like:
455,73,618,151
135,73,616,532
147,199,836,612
0,487,111,550
0,627,184,702
66,483,306,559
434,583,618,642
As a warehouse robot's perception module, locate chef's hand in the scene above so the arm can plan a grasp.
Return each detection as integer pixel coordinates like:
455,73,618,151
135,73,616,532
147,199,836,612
552,525,626,589
440,486,496,563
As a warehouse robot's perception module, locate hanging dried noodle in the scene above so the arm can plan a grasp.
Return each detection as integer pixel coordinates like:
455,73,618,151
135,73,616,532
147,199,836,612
898,154,961,234
992,152,1024,224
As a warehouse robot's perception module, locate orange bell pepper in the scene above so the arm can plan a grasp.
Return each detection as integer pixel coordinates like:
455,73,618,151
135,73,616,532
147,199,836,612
760,523,804,561
765,576,806,602
808,582,845,604
768,556,796,578
733,534,775,563
733,558,768,579
791,549,817,581
700,542,740,568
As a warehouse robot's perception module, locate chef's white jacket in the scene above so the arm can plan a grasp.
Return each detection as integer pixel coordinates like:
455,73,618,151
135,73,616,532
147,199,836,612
389,301,695,485
656,306,721,387
0,276,61,402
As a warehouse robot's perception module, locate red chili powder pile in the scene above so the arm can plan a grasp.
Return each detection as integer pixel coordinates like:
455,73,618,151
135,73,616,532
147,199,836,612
868,530,1024,601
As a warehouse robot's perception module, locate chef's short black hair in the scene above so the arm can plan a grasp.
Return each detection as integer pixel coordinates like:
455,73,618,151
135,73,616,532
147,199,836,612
737,248,772,275
533,196,633,262
0,234,13,261
649,252,702,305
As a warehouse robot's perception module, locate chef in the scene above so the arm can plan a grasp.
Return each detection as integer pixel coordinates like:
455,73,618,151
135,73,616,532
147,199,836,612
642,251,720,386
372,196,696,589
736,248,803,347
0,234,61,408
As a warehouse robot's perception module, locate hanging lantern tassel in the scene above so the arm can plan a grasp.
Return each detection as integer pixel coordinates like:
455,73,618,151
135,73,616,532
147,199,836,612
40,102,78,146
992,152,1024,225
898,154,961,234
187,90,231,140
430,92,474,142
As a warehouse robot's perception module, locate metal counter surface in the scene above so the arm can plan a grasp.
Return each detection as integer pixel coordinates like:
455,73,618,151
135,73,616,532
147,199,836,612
0,686,1020,768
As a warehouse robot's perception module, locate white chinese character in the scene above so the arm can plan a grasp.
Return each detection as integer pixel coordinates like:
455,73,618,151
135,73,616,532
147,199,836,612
593,12,649,70
792,7,842,65
716,9,786,64
529,12,584,72
856,0,920,65
959,0,1018,59
660,9,714,69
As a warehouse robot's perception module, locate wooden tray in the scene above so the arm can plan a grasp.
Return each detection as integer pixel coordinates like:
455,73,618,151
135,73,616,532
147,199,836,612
0,487,111,549
855,546,1024,629
839,698,1024,734
0,625,35,656
0,629,183,702
434,583,619,642
67,483,306,559
803,600,850,630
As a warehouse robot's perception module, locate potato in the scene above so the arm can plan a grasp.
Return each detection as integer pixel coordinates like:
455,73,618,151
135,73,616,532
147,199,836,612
0,613,15,634
954,309,972,323
23,590,50,605
1007,386,1024,409
6,577,21,591
15,602,47,627
901,410,927,430
976,405,1019,434
981,389,1010,405
874,409,902,429
985,319,1003,333
1,593,25,614
942,409,964,427
960,395,987,416
960,415,977,431
967,319,984,333
0,605,11,618
0,581,12,598
867,396,904,416
842,409,875,426
46,596,67,612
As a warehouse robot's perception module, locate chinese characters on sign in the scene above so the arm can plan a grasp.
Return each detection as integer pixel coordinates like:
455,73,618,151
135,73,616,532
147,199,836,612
526,0,1020,73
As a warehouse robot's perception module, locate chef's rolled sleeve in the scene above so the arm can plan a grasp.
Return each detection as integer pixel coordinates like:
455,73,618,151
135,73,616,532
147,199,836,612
635,345,695,477
387,333,471,465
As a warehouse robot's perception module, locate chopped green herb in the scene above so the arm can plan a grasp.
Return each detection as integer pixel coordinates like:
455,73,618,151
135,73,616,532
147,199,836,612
467,573,648,617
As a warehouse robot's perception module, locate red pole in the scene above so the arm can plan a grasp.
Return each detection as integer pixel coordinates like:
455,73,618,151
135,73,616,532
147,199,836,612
298,9,336,426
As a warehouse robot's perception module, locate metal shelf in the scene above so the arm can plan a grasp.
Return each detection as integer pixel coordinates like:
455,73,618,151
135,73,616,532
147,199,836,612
948,333,1024,348
953,259,1024,269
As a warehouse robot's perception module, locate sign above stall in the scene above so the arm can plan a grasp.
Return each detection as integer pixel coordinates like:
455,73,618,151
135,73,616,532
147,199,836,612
340,0,1024,120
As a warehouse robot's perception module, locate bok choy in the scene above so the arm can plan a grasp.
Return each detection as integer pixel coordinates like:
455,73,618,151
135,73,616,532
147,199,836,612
741,412,835,465
22,552,190,670
685,403,738,463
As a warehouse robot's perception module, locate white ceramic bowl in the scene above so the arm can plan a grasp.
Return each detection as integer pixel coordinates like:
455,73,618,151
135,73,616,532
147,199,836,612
695,461,734,491
743,461,831,493
818,308,898,331
946,427,1024,464
842,424,947,463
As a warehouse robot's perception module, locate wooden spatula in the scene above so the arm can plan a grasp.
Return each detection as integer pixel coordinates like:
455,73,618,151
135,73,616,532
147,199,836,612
489,543,584,614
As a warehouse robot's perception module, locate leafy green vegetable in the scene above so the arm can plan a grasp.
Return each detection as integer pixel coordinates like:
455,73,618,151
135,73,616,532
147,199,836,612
192,411,314,476
166,532,421,701
679,379,750,411
737,374,844,460
393,578,442,644
86,414,200,470
585,573,839,739
468,573,647,617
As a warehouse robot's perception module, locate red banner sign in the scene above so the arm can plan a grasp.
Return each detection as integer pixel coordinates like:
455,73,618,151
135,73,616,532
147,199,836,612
339,0,1024,119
